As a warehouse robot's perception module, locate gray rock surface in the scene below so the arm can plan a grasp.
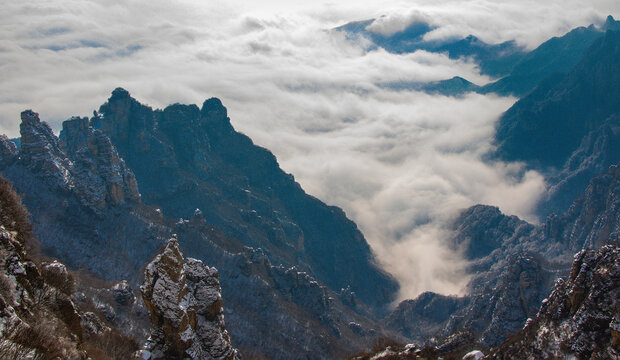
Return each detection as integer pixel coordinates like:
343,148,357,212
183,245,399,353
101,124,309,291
59,116,140,210
140,236,239,360
487,244,620,359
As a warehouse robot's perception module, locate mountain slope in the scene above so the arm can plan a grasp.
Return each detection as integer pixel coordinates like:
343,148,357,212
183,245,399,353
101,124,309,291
94,88,398,309
0,106,399,358
494,30,620,170
481,16,619,97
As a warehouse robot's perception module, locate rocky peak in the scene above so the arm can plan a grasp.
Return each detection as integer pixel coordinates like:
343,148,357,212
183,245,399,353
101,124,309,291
201,98,233,135
59,116,90,153
450,205,535,260
19,109,71,184
0,135,18,168
94,89,398,310
140,236,239,360
95,88,156,158
59,115,141,208
604,15,620,31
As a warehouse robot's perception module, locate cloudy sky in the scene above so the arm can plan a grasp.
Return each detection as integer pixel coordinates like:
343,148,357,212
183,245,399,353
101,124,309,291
1,0,618,300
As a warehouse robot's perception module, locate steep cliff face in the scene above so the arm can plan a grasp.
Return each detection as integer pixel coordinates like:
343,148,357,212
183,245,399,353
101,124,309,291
537,119,620,216
488,244,620,359
19,109,72,187
95,88,397,309
59,116,140,210
545,163,620,252
0,110,164,280
140,237,239,360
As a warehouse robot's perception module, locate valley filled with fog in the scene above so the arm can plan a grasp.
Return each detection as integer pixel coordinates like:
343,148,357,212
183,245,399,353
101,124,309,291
1,0,617,300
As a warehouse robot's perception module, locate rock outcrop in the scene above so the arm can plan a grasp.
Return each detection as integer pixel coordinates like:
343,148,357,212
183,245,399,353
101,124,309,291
0,135,18,168
140,236,239,360
19,109,72,187
488,244,620,359
0,110,160,280
3,110,140,212
59,116,140,209
355,245,619,359
0,225,86,359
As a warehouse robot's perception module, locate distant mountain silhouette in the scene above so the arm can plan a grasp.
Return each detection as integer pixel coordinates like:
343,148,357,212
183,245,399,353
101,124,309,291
335,19,525,77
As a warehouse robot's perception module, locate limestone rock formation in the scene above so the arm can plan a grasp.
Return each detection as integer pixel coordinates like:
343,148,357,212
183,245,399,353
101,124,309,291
0,135,18,168
140,236,239,360
19,109,72,187
0,109,159,281
2,110,140,212
488,244,620,359
59,116,140,209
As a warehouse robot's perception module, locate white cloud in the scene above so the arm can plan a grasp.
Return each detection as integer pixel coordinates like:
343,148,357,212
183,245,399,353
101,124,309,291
366,10,435,36
0,0,616,300
361,0,618,49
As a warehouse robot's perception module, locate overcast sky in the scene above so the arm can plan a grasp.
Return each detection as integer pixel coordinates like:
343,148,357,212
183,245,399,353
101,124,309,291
1,0,618,300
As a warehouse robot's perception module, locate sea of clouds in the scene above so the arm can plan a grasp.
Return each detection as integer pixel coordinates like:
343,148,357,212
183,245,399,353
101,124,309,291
1,0,617,300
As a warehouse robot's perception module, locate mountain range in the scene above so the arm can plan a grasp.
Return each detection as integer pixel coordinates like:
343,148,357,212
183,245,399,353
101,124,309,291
0,13,618,360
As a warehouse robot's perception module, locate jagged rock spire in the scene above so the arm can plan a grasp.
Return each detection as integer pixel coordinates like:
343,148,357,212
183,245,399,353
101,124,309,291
140,236,239,360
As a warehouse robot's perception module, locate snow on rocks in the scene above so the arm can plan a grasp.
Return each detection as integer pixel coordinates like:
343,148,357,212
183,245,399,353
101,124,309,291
140,235,239,360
